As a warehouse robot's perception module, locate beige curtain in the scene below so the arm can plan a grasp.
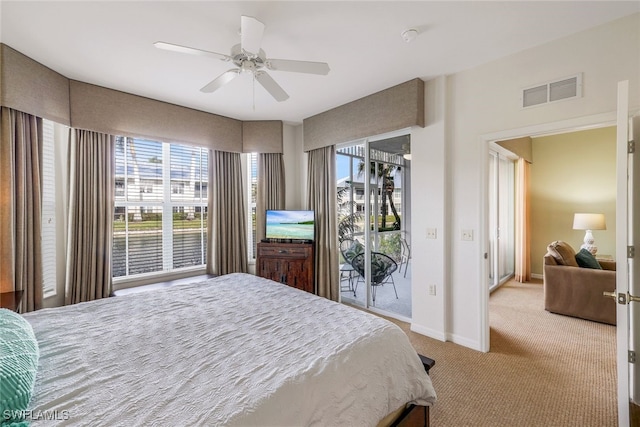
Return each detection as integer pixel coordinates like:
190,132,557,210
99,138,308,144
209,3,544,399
515,158,531,282
65,129,114,304
256,153,286,242
208,150,248,275
0,107,43,312
307,146,339,300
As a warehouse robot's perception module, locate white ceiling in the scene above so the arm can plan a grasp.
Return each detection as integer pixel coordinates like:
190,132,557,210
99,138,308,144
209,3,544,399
1,1,638,125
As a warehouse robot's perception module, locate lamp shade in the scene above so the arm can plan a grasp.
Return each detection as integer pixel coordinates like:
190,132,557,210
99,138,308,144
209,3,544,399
572,213,606,231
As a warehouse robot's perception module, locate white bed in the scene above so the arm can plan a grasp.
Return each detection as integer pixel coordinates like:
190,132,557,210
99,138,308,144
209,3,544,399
24,273,436,426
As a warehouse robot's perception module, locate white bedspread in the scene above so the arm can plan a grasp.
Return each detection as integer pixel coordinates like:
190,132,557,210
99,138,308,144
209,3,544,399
24,273,436,426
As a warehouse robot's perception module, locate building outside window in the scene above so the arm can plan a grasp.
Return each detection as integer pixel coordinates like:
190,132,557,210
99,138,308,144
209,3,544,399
247,152,258,261
113,137,208,278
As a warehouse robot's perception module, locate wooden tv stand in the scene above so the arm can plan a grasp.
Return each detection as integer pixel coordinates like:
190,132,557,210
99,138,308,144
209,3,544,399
256,241,315,294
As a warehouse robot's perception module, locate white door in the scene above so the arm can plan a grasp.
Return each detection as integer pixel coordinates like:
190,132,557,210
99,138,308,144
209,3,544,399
615,80,640,426
630,112,640,424
627,110,640,423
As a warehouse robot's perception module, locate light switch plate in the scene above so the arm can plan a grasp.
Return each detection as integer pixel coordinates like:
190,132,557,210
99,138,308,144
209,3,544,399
426,228,437,239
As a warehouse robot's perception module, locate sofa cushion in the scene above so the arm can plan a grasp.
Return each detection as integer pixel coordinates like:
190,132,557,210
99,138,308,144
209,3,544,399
575,248,603,269
547,241,579,267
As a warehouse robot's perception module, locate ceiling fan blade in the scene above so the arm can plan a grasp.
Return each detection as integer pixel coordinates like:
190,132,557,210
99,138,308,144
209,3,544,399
154,41,231,62
265,58,330,75
255,71,289,102
240,16,265,56
200,69,241,93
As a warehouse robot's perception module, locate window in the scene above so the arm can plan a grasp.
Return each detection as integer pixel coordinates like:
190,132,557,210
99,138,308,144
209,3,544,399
247,152,258,261
113,137,208,278
115,178,125,196
42,119,56,296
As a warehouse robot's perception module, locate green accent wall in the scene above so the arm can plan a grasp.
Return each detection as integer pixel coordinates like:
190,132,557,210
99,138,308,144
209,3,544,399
530,126,616,276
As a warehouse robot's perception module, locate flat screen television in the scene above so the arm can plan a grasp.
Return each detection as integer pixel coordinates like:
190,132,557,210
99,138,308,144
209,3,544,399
265,210,315,242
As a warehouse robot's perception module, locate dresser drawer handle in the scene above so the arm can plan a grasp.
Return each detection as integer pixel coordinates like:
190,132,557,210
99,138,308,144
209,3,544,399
279,250,288,253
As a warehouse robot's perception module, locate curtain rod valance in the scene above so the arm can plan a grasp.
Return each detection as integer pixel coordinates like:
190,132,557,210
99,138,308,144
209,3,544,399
70,80,243,151
302,78,425,151
1,43,283,153
242,121,283,153
0,44,71,126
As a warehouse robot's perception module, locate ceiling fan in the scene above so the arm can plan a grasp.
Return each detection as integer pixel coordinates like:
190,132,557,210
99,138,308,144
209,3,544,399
154,15,330,102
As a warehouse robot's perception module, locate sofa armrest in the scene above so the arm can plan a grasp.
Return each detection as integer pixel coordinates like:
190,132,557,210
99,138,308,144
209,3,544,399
599,260,616,271
543,264,616,325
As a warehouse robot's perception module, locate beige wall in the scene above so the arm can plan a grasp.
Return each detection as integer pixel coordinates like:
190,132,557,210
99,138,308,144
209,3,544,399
530,127,617,275
405,13,638,350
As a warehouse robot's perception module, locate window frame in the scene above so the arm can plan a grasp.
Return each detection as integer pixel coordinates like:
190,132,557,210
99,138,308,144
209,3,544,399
246,152,258,263
112,137,208,287
42,119,57,298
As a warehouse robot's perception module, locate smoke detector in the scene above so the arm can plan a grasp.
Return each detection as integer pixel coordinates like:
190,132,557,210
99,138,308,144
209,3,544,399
401,29,418,43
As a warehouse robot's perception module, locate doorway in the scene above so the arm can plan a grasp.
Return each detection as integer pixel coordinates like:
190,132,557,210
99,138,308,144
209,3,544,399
336,131,412,320
481,114,632,422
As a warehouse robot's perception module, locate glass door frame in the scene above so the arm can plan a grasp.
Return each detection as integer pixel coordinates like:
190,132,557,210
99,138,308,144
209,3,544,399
488,145,517,293
338,128,412,321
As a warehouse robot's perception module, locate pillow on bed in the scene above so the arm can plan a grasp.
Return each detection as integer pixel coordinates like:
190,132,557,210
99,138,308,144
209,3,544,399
0,308,39,426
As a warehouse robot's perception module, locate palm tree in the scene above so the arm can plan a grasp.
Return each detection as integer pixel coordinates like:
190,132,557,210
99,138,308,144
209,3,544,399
357,161,401,231
337,180,362,242
116,137,143,221
128,138,143,221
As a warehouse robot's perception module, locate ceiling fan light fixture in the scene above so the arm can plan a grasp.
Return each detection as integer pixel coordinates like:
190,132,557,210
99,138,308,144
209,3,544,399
156,15,329,104
401,28,418,43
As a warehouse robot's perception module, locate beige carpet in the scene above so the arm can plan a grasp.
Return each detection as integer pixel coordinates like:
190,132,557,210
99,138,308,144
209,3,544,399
388,279,617,427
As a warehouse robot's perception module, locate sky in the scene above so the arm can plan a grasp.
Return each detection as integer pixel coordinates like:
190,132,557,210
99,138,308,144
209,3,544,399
337,154,351,181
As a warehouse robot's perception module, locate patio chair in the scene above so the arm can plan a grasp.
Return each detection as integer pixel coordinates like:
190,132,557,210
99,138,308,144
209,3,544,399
339,238,363,296
350,251,398,305
398,237,411,278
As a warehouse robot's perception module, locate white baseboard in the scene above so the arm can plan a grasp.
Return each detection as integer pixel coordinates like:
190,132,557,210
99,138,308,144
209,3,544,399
410,323,446,342
410,324,483,351
446,333,482,352
531,273,543,280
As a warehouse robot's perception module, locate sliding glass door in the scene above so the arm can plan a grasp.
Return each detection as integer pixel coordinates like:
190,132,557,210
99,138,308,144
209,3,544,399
337,131,411,319
488,150,515,291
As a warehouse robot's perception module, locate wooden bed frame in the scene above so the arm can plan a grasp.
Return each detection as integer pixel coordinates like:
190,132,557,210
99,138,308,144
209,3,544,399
387,354,435,427
391,404,429,427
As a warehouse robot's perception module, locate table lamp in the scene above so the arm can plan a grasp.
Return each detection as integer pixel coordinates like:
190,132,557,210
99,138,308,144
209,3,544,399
572,213,606,255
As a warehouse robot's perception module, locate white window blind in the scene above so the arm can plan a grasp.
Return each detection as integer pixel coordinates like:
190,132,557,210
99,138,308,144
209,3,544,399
247,153,258,261
42,119,57,296
113,137,208,279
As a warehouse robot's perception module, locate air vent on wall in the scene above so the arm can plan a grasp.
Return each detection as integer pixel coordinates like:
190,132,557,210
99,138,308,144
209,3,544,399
521,73,582,108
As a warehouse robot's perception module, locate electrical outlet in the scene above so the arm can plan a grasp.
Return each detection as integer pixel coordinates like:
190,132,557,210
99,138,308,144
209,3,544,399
462,229,474,241
428,285,436,296
426,228,437,239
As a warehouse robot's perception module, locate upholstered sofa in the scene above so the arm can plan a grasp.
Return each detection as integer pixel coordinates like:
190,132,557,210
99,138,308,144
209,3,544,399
543,241,616,325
